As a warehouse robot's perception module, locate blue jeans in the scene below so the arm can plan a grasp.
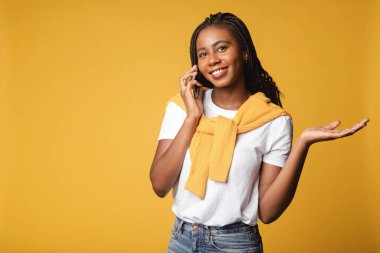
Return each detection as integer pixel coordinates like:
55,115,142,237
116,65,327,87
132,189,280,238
168,216,263,253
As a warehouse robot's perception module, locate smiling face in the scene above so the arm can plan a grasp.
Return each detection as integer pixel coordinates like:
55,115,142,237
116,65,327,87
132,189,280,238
196,25,247,89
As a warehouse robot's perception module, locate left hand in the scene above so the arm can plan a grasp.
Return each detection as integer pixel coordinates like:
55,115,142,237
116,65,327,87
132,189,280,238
300,118,369,147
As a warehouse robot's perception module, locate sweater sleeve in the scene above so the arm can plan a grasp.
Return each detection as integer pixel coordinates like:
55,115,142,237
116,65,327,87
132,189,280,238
157,101,187,141
262,115,293,168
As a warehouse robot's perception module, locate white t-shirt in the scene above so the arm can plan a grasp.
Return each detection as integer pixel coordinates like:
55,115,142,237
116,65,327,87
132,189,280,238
157,89,293,226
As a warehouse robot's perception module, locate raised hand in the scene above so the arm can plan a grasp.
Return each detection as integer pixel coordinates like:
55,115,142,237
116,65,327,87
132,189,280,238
179,65,204,119
299,118,369,147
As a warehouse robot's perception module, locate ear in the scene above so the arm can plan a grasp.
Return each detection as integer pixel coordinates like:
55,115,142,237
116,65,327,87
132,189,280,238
243,51,248,61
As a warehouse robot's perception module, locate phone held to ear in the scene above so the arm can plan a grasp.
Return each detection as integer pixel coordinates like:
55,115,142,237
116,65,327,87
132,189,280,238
186,75,201,99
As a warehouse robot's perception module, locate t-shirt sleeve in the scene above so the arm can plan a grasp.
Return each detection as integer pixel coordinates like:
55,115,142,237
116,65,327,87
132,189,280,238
262,115,293,168
157,101,187,141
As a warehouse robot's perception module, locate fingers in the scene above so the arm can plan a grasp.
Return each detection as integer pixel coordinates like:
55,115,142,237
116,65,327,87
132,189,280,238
348,118,369,133
324,120,341,130
180,69,198,92
186,78,202,96
359,118,370,125
185,65,198,75
179,65,203,100
180,73,194,90
323,118,368,133
329,118,369,138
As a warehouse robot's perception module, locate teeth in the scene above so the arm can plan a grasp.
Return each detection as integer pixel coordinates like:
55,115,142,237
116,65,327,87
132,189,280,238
212,68,225,75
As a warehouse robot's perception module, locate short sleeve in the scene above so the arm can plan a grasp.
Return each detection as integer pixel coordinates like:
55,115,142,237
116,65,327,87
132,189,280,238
157,101,187,141
262,115,293,167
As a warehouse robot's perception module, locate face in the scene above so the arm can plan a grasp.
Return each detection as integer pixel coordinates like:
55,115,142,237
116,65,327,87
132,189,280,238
196,25,246,89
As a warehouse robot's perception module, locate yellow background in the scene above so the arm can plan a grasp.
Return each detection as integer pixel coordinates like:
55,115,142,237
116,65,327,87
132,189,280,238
1,0,379,252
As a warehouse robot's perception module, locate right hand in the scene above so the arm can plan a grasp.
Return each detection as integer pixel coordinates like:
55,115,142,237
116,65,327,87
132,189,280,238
179,65,204,119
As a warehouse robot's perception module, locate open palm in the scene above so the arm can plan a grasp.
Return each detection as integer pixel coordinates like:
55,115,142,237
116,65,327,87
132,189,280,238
300,118,369,146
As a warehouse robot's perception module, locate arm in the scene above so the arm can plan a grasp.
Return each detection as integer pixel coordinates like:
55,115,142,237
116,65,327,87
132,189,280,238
150,116,199,198
150,65,203,198
258,119,369,224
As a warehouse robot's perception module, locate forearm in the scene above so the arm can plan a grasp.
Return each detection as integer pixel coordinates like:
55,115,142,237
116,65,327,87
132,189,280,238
150,116,199,197
259,138,310,223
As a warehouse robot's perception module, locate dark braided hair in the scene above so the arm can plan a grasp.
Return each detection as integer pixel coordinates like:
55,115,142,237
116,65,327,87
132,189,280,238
190,12,283,107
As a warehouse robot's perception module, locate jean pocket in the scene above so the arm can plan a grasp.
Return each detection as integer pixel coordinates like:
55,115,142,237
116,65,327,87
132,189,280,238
170,224,180,240
210,232,261,253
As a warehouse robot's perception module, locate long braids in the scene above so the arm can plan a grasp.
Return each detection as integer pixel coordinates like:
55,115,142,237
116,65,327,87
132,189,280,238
189,12,283,107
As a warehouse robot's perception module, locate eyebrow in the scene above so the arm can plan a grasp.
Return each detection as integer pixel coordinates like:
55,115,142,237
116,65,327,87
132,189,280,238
196,40,231,53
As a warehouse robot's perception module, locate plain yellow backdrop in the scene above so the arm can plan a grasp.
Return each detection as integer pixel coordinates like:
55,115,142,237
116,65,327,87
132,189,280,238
1,0,379,252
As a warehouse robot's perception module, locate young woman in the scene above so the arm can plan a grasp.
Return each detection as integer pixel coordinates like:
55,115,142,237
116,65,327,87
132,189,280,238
149,12,368,253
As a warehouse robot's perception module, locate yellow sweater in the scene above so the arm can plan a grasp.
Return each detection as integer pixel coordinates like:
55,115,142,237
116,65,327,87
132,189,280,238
168,88,289,199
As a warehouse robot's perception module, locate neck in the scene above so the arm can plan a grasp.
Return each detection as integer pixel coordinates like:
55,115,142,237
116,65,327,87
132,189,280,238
211,85,251,110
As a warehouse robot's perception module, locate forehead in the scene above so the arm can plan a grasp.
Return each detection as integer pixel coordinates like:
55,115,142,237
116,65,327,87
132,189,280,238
196,26,237,49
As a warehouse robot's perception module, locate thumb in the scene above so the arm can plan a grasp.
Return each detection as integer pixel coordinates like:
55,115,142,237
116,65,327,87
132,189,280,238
324,120,341,130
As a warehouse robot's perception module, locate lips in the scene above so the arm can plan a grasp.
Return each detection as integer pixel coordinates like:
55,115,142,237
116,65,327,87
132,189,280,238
210,67,228,79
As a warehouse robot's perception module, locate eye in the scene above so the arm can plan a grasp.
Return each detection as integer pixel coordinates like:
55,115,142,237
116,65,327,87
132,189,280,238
198,52,206,58
218,46,227,52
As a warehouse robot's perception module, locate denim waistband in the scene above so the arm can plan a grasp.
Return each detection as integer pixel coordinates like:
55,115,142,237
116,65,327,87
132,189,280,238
174,216,259,235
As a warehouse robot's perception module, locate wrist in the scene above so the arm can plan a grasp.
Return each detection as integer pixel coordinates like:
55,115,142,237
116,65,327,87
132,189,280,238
185,114,201,125
186,113,201,121
297,134,312,150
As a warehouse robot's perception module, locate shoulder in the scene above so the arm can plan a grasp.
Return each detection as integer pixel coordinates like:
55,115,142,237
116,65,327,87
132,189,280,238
263,115,293,138
164,101,186,120
268,115,293,128
165,92,185,113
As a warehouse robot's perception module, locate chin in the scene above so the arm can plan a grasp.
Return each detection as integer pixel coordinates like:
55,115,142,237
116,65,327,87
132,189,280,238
210,81,231,89
204,77,225,87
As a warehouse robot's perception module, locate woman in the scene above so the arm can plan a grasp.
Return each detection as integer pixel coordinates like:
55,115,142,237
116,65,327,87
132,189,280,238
149,12,368,253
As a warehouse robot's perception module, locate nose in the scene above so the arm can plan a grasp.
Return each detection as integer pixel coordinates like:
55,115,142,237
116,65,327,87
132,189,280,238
208,52,221,66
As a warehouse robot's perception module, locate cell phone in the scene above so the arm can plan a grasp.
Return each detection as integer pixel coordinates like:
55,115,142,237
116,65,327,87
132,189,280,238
193,84,200,99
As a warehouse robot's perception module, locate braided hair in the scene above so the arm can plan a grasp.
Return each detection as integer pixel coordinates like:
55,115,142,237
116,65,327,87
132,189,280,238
190,12,283,107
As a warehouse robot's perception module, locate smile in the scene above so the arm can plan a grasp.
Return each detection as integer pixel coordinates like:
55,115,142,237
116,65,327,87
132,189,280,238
210,67,228,79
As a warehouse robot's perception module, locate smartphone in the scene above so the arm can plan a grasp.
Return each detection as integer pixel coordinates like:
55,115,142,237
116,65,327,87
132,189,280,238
193,84,200,99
